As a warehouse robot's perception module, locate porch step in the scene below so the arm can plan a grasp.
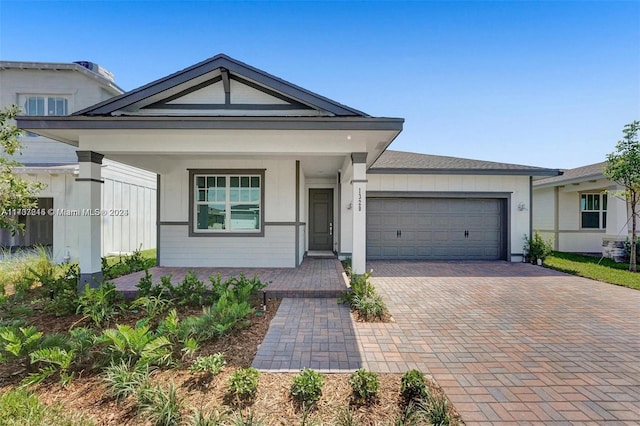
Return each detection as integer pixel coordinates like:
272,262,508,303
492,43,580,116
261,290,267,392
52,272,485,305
264,288,346,299
306,250,337,259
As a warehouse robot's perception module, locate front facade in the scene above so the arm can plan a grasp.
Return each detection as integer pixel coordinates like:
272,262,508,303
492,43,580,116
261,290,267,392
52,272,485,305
0,61,157,262
16,54,557,284
533,162,631,260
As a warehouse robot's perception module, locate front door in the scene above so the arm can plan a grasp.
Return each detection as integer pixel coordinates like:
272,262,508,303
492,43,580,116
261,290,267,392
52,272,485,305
309,189,333,251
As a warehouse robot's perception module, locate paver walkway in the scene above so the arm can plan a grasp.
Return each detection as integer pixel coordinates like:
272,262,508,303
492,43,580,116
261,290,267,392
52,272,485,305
253,261,640,424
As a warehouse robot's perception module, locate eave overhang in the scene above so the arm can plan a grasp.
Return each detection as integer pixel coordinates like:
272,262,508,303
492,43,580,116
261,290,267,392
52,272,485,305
369,167,561,177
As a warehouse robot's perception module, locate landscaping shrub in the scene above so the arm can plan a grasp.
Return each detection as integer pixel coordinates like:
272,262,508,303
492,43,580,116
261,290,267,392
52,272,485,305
103,360,150,402
77,281,124,327
0,325,43,365
349,368,379,404
25,346,76,386
130,295,171,319
352,293,386,321
137,381,182,426
0,387,93,426
400,369,428,402
102,248,155,280
189,353,226,376
290,368,324,407
523,231,553,264
229,367,260,402
96,324,173,368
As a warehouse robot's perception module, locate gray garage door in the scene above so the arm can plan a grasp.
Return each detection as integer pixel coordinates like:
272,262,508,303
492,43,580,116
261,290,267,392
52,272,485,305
367,198,506,260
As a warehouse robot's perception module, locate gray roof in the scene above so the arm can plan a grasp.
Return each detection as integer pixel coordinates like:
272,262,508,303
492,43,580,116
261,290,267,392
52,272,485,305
370,150,560,176
72,54,369,117
533,162,605,187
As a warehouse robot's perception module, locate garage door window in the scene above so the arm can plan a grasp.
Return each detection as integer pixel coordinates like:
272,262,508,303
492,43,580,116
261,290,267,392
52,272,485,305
581,193,607,229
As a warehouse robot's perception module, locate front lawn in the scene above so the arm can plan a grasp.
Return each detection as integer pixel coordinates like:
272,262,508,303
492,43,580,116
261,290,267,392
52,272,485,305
544,252,640,290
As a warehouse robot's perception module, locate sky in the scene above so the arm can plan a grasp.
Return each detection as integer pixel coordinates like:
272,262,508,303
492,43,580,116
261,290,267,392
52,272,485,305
1,0,639,169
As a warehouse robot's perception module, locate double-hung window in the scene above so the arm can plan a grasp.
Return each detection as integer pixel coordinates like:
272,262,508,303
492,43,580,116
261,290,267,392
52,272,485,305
580,193,607,229
190,170,264,235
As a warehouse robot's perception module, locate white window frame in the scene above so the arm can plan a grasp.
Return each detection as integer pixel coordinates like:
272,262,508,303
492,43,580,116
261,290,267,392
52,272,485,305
580,192,607,230
188,169,265,237
21,95,70,116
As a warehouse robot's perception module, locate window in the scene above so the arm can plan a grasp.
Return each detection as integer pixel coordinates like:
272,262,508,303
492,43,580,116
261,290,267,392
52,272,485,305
190,170,264,235
581,193,607,229
23,96,68,116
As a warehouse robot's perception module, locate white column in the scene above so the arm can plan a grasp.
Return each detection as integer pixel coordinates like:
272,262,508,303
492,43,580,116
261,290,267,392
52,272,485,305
351,153,367,275
76,151,104,290
606,186,630,237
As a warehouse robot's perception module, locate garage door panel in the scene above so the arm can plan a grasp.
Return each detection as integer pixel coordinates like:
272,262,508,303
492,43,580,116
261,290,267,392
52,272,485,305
367,197,505,260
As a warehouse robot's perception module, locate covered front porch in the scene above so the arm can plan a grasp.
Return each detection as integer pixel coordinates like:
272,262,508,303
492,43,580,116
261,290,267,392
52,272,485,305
111,256,349,299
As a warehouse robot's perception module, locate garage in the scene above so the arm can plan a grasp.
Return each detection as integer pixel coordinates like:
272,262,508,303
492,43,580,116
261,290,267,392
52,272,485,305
366,197,507,260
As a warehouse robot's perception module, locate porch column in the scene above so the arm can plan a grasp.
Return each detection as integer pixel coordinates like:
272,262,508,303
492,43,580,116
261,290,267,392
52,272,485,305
351,153,367,275
76,151,104,290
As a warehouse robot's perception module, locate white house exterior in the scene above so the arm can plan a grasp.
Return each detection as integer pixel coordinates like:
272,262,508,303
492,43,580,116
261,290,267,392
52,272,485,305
15,54,557,285
533,162,631,260
0,61,157,263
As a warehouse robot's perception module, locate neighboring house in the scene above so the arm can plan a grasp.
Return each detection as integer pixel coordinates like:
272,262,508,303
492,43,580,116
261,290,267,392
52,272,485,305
16,54,558,284
0,61,157,263
533,162,631,260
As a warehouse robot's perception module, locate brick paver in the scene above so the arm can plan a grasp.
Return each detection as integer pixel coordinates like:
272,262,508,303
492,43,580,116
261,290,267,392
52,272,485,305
365,260,640,425
111,257,347,298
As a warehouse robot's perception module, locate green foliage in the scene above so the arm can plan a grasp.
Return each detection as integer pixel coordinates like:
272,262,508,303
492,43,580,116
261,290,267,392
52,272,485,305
604,120,640,272
103,360,150,402
421,393,450,426
189,353,226,376
24,346,76,386
102,248,156,280
0,325,43,363
334,407,359,426
544,251,640,290
77,282,123,327
290,368,324,406
0,387,94,426
230,409,264,425
352,293,386,321
188,407,230,426
523,231,553,264
130,295,171,319
137,382,182,426
229,367,260,402
400,369,428,402
0,105,47,235
349,369,379,404
136,267,154,297
96,324,173,368
43,263,81,316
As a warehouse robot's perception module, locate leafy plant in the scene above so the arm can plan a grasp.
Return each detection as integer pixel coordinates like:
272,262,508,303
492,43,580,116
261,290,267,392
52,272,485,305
96,324,173,368
290,368,324,406
24,347,76,386
43,263,80,316
130,295,170,319
103,360,150,402
230,409,264,425
136,267,154,297
102,247,155,280
401,370,428,402
352,293,386,321
0,387,93,426
523,231,553,264
0,325,43,364
137,381,182,426
422,393,450,426
188,407,230,426
349,369,379,404
76,281,123,327
229,367,260,402
189,353,226,376
334,407,359,426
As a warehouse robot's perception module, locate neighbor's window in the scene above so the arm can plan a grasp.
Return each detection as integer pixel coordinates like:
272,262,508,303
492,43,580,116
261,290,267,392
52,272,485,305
193,173,262,233
23,96,68,116
581,193,607,229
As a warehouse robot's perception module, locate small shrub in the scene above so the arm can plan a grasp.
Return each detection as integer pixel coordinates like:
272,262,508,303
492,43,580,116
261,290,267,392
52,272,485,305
103,361,150,402
24,346,76,386
422,393,450,426
400,369,428,402
229,367,260,402
43,263,80,316
136,268,154,297
189,353,226,376
352,293,386,321
130,295,170,319
97,324,173,368
523,231,553,264
0,325,43,364
76,282,123,327
189,407,230,426
335,407,359,426
102,248,155,280
349,368,379,404
137,382,182,426
0,387,93,426
290,368,324,406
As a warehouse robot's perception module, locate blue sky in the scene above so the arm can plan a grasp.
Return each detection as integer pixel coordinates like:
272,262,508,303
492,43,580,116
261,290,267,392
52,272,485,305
1,1,638,169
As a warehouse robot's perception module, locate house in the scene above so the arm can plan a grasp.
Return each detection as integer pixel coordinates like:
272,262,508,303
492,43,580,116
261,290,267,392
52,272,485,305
15,54,558,285
533,162,631,261
0,61,157,263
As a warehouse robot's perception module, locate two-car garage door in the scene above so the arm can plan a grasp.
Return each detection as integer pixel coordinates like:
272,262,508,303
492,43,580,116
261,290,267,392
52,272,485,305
367,198,507,260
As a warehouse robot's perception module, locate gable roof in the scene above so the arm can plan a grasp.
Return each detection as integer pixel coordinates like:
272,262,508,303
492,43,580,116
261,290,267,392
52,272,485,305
533,162,605,187
370,150,560,176
73,54,368,117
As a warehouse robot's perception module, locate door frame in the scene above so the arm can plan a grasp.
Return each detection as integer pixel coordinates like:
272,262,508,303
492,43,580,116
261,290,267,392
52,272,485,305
307,187,335,252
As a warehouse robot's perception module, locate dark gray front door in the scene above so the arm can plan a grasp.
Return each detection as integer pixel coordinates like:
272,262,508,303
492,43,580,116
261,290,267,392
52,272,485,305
367,198,506,260
309,189,333,251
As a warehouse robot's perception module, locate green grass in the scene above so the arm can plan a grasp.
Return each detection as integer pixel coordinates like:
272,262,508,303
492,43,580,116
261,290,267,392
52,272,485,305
0,388,94,426
103,248,157,267
545,252,640,290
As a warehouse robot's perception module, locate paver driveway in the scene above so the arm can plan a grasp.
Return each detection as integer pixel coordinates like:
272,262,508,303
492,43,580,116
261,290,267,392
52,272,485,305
367,261,640,425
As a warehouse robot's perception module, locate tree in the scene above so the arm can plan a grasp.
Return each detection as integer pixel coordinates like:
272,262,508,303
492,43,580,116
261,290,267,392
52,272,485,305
604,120,640,272
0,105,46,235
